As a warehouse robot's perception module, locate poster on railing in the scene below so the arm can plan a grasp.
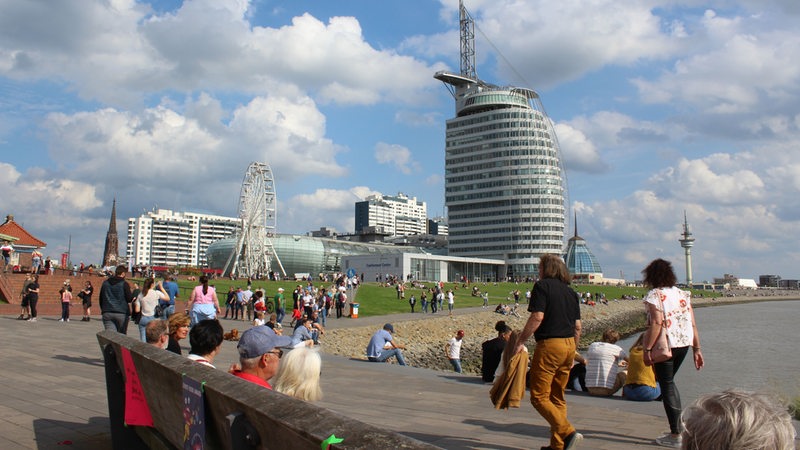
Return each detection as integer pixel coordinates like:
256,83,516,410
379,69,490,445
182,376,205,450
121,347,154,427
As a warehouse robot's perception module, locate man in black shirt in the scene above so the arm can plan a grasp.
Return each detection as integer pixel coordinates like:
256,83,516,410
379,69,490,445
514,254,583,450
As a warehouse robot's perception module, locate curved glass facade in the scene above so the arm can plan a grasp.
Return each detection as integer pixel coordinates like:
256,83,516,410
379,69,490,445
443,86,567,278
564,235,602,275
206,234,428,277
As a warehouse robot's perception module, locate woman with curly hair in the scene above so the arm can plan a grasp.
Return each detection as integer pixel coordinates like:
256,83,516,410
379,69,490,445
641,258,704,448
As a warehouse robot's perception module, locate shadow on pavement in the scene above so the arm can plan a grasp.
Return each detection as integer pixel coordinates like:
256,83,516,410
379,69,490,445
33,417,111,450
52,354,105,367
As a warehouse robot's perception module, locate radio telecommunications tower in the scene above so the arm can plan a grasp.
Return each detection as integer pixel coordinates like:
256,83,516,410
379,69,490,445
678,211,695,286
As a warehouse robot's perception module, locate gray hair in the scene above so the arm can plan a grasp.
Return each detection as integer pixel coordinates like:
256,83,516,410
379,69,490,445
681,389,796,450
239,355,262,371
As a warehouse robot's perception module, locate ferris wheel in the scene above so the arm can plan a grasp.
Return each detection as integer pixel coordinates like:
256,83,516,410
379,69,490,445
223,162,285,278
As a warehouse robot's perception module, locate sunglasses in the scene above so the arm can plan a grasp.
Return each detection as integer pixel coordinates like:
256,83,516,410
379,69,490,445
268,349,283,359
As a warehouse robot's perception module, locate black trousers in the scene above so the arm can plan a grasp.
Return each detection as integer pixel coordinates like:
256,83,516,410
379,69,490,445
653,346,689,434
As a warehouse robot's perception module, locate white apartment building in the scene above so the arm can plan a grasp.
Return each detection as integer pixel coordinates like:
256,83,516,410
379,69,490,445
126,208,241,268
354,193,427,236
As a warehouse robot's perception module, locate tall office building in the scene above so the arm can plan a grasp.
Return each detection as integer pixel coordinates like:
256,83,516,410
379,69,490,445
354,192,427,236
435,1,566,277
126,208,241,268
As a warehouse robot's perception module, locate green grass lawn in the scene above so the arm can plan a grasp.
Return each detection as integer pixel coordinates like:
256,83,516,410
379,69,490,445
131,278,719,318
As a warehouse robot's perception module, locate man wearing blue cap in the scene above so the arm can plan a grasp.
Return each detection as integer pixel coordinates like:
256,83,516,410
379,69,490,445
233,326,293,389
366,323,406,366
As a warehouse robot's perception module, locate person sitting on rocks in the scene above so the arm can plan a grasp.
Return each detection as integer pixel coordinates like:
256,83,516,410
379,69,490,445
585,328,628,396
291,317,315,348
366,323,406,365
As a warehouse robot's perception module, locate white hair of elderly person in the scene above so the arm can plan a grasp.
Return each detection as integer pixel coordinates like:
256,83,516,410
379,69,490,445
272,346,322,401
681,389,797,450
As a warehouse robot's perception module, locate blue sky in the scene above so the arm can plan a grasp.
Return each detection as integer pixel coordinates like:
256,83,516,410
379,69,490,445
1,0,799,283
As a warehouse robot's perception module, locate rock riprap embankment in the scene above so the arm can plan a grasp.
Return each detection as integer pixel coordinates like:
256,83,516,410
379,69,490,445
323,300,646,374
322,295,774,375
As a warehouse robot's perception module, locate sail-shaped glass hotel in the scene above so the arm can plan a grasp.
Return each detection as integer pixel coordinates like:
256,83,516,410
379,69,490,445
435,2,566,278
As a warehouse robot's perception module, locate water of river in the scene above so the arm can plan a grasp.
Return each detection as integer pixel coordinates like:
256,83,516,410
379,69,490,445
617,300,800,404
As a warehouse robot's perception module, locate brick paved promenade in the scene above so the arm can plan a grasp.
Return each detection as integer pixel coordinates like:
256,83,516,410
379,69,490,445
3,307,794,449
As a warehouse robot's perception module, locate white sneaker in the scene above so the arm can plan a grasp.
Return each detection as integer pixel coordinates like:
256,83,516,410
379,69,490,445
66,318,70,322
655,433,681,448
29,318,37,322
58,319,64,322
565,432,583,450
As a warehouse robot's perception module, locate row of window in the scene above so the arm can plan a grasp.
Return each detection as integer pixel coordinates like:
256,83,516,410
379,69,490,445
447,147,559,165
449,222,564,234
446,121,552,140
447,130,554,148
449,206,563,220
447,187,563,203
463,92,529,108
447,163,560,177
450,241,564,254
446,111,545,130
449,233,564,244
445,176,563,191
448,197,564,213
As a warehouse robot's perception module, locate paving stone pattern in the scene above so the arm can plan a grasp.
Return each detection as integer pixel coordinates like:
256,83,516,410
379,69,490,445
0,309,677,450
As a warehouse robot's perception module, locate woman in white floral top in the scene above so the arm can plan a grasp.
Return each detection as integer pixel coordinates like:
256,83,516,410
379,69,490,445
641,259,704,448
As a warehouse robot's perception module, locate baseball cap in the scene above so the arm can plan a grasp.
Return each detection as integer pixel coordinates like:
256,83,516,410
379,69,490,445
237,326,292,359
383,323,394,333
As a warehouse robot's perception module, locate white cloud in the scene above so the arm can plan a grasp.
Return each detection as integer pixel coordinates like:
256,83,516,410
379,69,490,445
0,1,445,107
553,123,608,173
573,146,800,282
416,0,677,89
394,110,441,127
0,161,105,258
425,174,443,186
374,142,420,175
649,155,766,205
632,8,800,117
41,92,346,188
283,186,381,234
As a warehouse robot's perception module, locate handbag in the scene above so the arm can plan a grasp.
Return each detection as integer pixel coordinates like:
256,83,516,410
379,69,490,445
154,304,164,317
645,300,672,366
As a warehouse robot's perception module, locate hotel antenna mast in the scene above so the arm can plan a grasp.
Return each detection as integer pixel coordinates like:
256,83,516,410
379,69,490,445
434,0,568,278
679,211,695,286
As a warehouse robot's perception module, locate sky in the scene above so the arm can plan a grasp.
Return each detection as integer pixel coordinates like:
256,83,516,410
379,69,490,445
1,0,799,283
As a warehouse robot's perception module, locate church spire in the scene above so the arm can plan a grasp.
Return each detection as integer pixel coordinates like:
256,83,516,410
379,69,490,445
102,198,120,267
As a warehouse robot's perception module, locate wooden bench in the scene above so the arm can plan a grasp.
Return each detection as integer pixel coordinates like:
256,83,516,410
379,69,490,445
97,330,439,449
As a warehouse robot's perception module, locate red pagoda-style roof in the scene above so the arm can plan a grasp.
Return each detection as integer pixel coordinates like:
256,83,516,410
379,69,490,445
0,215,46,248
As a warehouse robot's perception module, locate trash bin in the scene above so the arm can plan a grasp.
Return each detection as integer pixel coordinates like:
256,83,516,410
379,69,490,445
350,303,360,318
